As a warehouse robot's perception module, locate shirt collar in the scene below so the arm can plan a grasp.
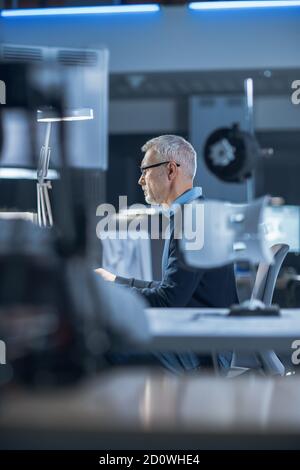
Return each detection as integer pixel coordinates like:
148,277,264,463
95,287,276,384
172,186,202,206
167,186,202,216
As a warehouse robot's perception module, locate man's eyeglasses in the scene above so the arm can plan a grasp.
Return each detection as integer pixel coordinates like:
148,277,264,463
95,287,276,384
140,161,180,177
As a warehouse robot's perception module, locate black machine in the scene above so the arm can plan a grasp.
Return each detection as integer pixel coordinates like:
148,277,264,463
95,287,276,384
203,123,261,183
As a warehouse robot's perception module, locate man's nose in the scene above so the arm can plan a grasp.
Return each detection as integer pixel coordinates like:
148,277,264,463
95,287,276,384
138,174,144,186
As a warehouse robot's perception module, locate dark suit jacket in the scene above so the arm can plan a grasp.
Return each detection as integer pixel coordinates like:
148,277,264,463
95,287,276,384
116,188,238,373
116,246,238,309
115,190,238,372
116,193,238,309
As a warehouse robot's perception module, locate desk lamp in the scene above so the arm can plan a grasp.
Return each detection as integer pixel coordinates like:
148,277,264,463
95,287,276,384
36,107,93,227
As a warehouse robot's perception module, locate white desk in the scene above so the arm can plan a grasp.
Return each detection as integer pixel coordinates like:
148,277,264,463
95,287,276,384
145,308,300,352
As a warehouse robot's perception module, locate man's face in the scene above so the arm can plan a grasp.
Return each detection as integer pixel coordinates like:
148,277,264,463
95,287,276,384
138,148,169,205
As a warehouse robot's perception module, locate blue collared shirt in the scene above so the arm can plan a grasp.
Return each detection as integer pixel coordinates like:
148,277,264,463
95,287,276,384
162,186,202,274
172,186,202,207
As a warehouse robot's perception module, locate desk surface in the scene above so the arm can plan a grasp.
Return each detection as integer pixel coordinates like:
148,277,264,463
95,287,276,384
1,370,300,449
145,308,300,352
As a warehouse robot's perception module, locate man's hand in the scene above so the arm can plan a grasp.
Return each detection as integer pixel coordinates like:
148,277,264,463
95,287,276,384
94,268,116,282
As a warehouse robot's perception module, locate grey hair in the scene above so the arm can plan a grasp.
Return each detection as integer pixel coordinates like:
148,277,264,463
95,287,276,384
141,135,197,180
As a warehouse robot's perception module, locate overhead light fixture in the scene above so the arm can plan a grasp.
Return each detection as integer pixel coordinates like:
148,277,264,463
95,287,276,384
189,1,300,10
36,107,94,228
1,4,160,17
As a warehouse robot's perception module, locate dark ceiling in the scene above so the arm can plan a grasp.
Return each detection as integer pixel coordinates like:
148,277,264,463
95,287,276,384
110,68,300,100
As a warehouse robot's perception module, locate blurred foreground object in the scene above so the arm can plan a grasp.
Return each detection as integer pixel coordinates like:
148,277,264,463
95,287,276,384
178,196,288,375
178,195,273,268
0,59,149,387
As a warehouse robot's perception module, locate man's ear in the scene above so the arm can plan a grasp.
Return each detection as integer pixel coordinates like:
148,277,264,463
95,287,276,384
168,161,178,181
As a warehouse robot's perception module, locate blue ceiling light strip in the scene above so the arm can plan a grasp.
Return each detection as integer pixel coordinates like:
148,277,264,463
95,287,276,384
189,1,300,10
1,4,160,17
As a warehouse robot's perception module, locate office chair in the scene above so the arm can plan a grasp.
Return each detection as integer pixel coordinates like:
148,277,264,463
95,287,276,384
252,243,289,305
231,243,289,376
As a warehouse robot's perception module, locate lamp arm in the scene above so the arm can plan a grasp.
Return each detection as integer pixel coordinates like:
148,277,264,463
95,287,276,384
37,122,52,183
37,122,53,227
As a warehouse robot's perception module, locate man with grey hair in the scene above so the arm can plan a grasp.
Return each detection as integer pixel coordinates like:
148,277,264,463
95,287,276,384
138,135,197,208
96,135,238,373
